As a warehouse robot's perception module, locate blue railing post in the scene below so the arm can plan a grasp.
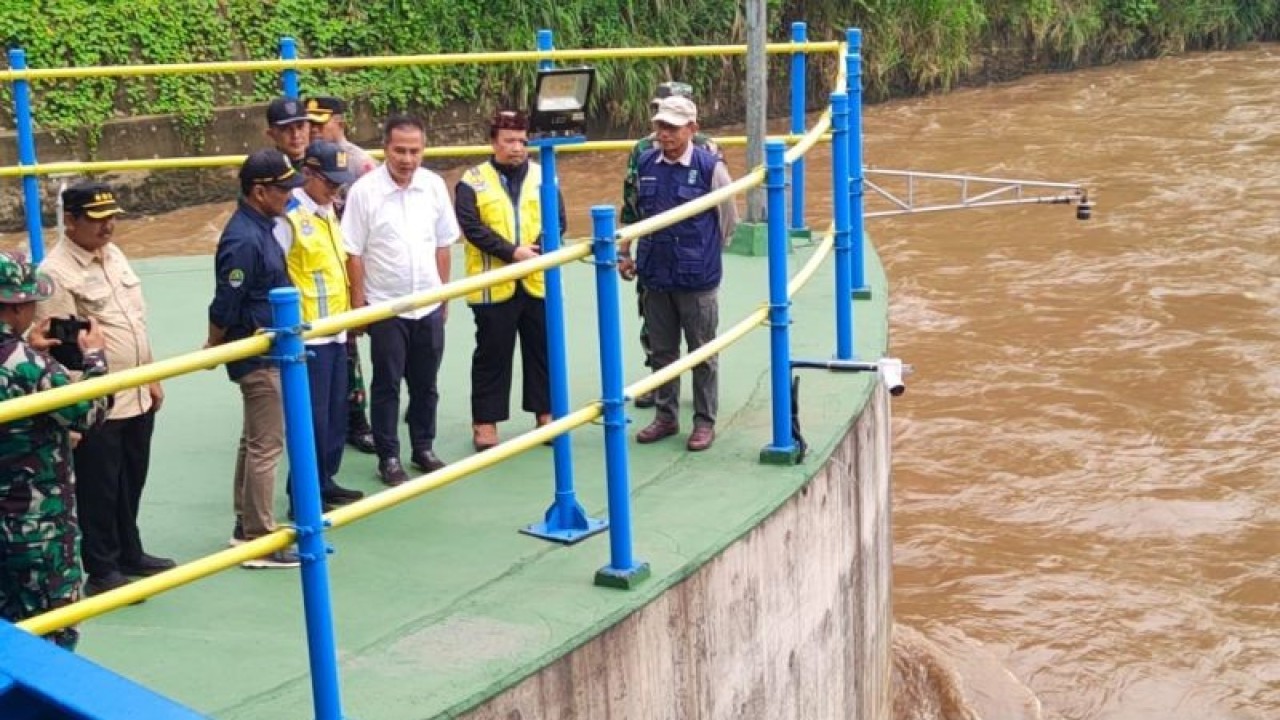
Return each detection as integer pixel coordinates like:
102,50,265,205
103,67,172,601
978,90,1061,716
590,206,649,589
830,92,855,360
268,287,344,720
8,48,45,264
279,37,300,97
521,29,607,545
846,28,871,298
760,141,800,465
536,28,554,71
789,22,808,238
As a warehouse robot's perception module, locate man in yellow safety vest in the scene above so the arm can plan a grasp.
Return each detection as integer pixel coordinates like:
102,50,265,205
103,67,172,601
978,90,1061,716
454,110,565,452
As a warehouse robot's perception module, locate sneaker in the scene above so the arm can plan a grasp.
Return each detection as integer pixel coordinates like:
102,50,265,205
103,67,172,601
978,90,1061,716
228,518,246,547
86,571,145,605
378,457,409,486
241,550,301,569
120,552,177,577
411,449,446,473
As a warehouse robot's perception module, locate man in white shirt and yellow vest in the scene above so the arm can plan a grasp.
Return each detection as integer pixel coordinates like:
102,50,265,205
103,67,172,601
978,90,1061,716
273,141,365,508
454,110,566,451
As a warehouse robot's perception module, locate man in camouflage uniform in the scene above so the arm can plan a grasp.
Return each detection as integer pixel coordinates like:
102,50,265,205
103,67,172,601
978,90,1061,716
0,251,111,650
620,82,721,408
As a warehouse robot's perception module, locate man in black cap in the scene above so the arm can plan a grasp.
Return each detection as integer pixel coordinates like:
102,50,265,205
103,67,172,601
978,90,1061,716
207,149,303,569
273,141,364,509
36,181,176,596
305,95,379,455
266,97,310,170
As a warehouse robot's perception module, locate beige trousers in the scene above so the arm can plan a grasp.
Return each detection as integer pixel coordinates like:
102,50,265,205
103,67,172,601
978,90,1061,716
232,368,283,539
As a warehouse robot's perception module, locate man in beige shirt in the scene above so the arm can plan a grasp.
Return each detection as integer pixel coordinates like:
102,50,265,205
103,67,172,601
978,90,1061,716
36,182,175,597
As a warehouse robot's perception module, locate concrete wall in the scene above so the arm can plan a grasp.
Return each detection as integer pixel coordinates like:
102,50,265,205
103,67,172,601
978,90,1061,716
460,384,894,720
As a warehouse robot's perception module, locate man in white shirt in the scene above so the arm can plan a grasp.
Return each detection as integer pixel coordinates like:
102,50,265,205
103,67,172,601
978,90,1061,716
342,115,460,485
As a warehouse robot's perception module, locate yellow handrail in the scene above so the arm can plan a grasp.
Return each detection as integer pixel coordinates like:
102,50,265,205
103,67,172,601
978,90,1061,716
13,41,852,636
0,243,589,424
0,135,830,179
0,42,841,82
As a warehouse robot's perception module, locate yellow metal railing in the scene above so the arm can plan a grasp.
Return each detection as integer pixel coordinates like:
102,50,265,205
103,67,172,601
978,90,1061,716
11,41,848,637
0,135,832,178
0,43,840,82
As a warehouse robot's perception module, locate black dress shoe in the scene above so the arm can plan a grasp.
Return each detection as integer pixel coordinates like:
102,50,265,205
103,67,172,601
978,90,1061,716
411,449,447,473
378,457,409,486
346,431,376,454
86,571,145,604
120,553,177,577
633,390,656,409
288,500,336,521
322,483,365,504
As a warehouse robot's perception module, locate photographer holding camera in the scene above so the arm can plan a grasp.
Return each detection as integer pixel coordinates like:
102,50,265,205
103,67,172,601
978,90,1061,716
0,250,111,650
34,182,175,598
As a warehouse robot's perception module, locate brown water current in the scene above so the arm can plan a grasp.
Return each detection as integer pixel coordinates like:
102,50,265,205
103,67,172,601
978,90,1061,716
4,44,1277,720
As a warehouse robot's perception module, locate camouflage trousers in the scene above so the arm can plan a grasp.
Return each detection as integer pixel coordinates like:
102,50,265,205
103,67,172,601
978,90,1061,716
346,336,367,413
0,532,82,650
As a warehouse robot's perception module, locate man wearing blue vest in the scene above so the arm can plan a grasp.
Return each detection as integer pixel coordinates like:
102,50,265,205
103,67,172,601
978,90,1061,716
617,96,738,452
621,82,720,409
454,110,566,451
274,141,366,510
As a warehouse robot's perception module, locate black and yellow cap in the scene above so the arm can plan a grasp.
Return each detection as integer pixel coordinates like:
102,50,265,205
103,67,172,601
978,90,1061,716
239,149,305,189
305,96,347,123
62,181,124,219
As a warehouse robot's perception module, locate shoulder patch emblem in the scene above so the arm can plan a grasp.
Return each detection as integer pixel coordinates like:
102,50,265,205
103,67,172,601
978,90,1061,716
228,268,245,288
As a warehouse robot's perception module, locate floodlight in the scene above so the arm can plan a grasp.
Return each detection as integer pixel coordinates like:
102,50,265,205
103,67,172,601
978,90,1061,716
530,67,596,138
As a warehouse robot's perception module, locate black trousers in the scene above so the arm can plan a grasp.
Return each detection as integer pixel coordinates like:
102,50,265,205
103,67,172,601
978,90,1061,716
368,311,445,459
470,287,550,423
73,411,155,579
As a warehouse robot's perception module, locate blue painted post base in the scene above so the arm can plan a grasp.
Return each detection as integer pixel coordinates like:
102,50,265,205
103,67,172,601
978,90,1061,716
520,498,608,545
759,444,803,465
788,227,813,245
726,222,774,257
594,561,652,590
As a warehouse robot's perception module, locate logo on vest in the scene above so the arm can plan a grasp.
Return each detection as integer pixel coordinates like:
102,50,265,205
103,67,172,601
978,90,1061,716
300,219,315,236
687,168,699,185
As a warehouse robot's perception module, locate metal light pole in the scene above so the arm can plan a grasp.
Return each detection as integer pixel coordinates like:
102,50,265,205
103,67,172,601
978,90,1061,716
744,0,767,222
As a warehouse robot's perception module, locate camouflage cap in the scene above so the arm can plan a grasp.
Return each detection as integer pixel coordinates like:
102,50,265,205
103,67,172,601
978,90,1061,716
652,81,694,105
0,250,53,304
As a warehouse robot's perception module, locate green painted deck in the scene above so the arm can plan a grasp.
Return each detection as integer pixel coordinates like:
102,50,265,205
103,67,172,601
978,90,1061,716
76,240,887,719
